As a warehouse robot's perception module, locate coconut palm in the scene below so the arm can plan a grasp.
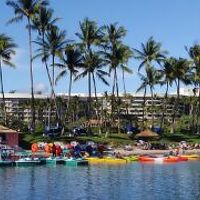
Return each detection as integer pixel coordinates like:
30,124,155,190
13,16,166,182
6,0,49,132
158,58,174,129
102,23,127,98
0,34,17,125
170,57,191,133
36,25,66,124
134,37,167,71
56,44,84,111
186,44,200,133
137,65,161,130
75,51,109,120
33,7,60,127
76,18,103,119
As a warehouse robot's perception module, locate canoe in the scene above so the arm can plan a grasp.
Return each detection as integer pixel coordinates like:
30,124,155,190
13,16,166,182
64,158,88,167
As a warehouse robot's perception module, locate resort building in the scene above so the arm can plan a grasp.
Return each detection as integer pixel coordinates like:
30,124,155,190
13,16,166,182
0,89,192,125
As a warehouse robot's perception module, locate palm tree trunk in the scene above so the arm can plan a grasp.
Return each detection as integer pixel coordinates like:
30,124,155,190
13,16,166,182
42,33,59,127
150,87,154,128
67,71,72,111
115,69,121,134
197,84,200,134
142,86,147,131
160,82,169,129
0,58,7,125
122,69,126,96
88,71,92,120
28,17,35,133
171,79,180,133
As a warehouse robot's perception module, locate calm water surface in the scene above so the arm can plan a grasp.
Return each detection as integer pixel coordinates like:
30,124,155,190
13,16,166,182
0,161,200,200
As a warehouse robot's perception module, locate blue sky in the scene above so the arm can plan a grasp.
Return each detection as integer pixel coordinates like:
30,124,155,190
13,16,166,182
1,0,200,94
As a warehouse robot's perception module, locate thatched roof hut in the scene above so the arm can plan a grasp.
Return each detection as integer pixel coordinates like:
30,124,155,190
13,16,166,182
135,129,159,139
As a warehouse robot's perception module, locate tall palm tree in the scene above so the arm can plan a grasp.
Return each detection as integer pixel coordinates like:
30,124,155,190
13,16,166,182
102,23,127,98
186,44,200,133
56,44,83,111
102,24,132,132
6,0,49,132
76,18,103,119
134,36,167,71
75,51,109,120
119,44,133,95
36,25,66,125
33,7,60,127
159,58,174,129
137,65,161,130
0,34,17,125
170,57,191,133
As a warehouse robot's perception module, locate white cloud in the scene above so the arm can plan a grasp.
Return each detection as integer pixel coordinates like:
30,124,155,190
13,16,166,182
34,82,48,94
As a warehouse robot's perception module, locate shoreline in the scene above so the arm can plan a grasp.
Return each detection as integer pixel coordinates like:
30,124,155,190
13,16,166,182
115,148,200,156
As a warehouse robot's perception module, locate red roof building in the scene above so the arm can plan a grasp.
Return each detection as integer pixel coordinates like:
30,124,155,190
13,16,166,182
0,125,19,147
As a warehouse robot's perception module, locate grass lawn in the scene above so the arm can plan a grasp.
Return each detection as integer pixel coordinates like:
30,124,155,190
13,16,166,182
19,132,200,149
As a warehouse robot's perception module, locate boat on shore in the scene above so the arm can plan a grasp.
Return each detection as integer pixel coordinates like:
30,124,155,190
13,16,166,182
86,157,127,164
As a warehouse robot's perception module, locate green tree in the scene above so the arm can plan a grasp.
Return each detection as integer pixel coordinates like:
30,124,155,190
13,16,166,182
134,36,167,71
33,7,60,127
76,18,103,119
6,0,49,132
56,44,83,114
170,57,191,133
0,34,17,125
186,44,200,133
36,25,66,125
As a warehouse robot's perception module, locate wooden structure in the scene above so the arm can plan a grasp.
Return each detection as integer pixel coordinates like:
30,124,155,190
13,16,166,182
0,125,19,147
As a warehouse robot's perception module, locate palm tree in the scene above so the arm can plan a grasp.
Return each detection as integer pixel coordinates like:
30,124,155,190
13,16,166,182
33,7,60,127
134,36,167,71
6,0,49,132
56,44,83,112
0,34,17,125
159,58,174,129
76,18,103,119
170,57,191,133
102,23,127,98
119,44,133,95
137,65,161,130
75,51,109,120
186,44,200,133
102,24,132,132
36,25,66,125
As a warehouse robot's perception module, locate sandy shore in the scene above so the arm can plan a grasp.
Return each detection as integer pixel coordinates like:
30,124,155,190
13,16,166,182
115,148,200,156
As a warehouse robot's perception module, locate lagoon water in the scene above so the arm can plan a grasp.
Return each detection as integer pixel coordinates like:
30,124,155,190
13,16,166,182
0,162,200,200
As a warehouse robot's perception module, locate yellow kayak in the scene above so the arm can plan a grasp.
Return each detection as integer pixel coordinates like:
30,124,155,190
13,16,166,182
86,157,127,164
181,154,200,160
123,156,138,162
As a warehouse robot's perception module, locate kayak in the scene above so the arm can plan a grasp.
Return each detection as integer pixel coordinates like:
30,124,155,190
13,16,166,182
179,154,200,160
139,156,185,163
124,156,138,162
86,157,127,164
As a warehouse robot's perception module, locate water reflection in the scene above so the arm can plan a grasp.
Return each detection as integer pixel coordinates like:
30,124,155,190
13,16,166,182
0,162,200,200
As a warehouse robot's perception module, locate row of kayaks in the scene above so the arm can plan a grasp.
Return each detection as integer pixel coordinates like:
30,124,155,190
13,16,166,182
86,154,200,164
0,154,199,167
